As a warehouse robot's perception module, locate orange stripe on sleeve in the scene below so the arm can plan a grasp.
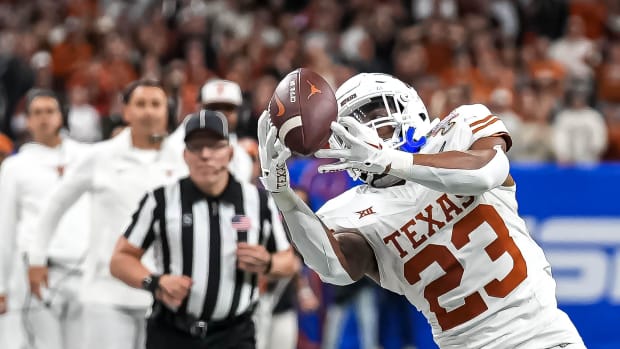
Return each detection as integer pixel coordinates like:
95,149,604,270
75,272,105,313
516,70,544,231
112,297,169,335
469,115,495,128
472,117,500,134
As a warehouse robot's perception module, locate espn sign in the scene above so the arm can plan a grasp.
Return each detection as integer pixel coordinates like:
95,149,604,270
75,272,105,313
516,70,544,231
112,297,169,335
527,217,620,304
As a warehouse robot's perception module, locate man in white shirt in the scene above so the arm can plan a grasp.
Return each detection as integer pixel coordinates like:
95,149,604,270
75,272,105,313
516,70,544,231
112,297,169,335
169,79,253,182
0,89,91,349
27,80,188,349
549,15,599,80
552,85,608,163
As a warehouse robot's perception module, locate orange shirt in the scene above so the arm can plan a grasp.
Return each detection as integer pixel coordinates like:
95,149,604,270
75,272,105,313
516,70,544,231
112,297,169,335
424,42,453,76
528,59,566,83
570,1,607,40
51,41,93,79
597,64,620,103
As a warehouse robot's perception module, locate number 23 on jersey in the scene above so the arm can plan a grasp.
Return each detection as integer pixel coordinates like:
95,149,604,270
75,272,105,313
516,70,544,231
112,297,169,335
404,204,528,331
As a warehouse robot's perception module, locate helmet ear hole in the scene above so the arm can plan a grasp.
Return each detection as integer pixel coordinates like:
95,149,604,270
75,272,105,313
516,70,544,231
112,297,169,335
419,113,427,121
399,93,410,103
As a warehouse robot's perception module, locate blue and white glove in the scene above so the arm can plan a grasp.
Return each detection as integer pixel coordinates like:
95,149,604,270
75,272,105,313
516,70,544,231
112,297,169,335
315,117,412,174
257,111,292,193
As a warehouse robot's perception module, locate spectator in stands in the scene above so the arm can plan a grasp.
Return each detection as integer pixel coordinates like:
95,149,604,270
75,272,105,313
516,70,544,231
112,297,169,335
490,0,522,40
608,1,620,38
471,46,516,104
549,15,599,80
96,33,139,111
521,0,569,40
50,18,93,84
423,18,453,78
31,50,54,90
67,84,102,143
489,88,523,161
410,0,457,21
248,75,279,140
552,83,608,163
513,84,555,162
596,41,620,104
440,50,475,93
527,36,567,97
393,40,428,88
569,0,608,41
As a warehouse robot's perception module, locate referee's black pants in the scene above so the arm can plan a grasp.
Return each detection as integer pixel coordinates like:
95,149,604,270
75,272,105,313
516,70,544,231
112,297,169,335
145,315,256,349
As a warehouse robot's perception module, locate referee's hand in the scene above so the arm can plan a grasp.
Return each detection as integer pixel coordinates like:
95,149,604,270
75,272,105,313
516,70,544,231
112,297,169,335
157,275,192,309
28,266,49,300
236,243,271,274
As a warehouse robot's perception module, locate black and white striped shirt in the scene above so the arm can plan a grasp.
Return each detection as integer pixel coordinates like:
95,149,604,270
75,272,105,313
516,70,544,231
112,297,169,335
123,174,289,321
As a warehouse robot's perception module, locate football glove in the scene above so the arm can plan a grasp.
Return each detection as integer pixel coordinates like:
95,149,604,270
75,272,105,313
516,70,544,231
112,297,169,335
257,111,292,193
315,117,412,175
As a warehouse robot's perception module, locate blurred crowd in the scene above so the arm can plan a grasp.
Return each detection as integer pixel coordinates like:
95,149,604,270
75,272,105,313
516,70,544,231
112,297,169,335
0,0,619,163
0,1,617,348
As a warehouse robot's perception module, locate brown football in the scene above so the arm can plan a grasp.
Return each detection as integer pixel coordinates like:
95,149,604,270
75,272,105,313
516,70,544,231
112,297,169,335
268,68,337,156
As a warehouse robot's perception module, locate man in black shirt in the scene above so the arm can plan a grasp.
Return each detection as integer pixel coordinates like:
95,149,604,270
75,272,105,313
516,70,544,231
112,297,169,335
110,110,298,349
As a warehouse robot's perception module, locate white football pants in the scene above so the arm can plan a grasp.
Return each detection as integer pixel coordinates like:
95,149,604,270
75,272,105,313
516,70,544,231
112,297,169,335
0,255,83,349
82,303,147,349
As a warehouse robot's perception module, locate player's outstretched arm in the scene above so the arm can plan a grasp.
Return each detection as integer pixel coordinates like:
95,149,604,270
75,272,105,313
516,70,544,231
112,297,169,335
257,112,376,285
272,189,378,284
387,136,511,195
316,118,510,196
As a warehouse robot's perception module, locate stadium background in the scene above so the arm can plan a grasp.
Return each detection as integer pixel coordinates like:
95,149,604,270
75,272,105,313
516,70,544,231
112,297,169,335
1,0,619,348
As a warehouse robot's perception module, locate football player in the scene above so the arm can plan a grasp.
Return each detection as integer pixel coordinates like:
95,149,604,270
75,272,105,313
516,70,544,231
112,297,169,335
258,73,585,349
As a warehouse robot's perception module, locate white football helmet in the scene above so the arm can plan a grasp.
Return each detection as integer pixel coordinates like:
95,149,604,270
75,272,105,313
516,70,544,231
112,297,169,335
331,73,433,183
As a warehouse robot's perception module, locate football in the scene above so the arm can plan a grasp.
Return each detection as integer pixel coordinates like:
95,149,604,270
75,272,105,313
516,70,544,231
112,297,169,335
268,68,338,156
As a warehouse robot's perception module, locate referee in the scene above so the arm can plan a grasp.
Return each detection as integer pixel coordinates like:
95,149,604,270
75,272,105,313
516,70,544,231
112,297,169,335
110,110,299,349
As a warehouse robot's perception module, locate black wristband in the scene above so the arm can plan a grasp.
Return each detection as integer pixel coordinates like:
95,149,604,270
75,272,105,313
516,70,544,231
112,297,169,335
142,274,161,295
264,255,273,274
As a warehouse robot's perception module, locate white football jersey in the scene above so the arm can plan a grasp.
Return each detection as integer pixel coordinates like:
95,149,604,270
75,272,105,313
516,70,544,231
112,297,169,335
317,105,583,349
